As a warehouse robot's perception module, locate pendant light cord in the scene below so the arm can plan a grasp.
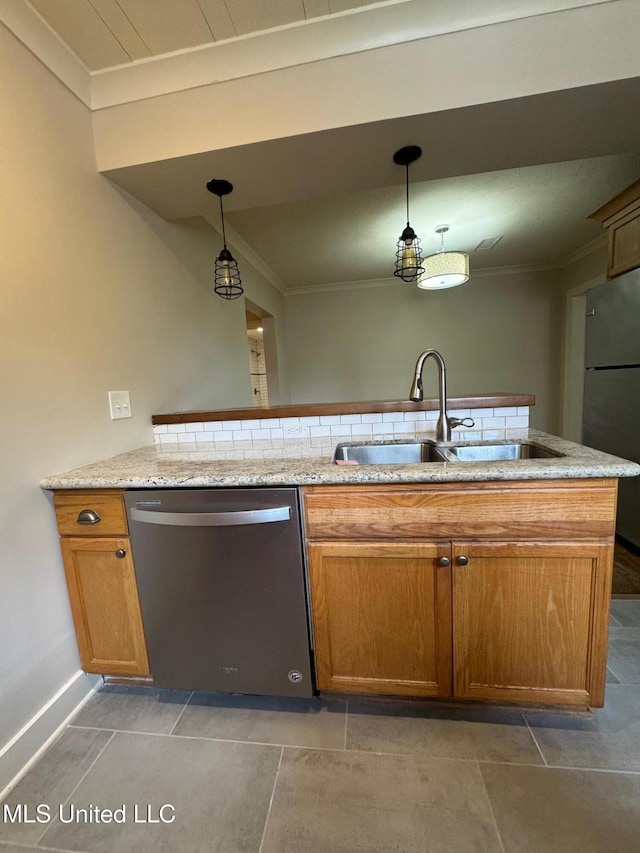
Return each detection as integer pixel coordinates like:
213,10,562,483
405,164,410,226
219,195,228,249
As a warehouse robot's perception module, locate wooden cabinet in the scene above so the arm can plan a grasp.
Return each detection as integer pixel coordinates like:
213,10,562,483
54,490,149,677
302,481,616,707
589,179,640,279
451,541,611,707
307,541,452,697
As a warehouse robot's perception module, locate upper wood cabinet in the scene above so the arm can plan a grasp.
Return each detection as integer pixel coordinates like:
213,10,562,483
589,179,640,279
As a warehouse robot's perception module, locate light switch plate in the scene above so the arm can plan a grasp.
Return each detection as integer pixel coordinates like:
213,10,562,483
108,390,132,420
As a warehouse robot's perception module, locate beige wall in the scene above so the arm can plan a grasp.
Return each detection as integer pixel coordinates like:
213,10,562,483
0,23,283,788
284,270,563,432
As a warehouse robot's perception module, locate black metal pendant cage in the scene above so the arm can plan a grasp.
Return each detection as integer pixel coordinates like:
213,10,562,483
394,225,425,282
207,177,244,300
214,247,243,300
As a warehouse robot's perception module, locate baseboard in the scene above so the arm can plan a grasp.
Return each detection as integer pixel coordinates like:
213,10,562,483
0,670,102,802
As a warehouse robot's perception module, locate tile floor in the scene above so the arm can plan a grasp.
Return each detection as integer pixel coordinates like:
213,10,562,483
2,602,640,852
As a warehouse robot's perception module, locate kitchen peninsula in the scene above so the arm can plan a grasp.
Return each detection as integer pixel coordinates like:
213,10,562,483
42,394,640,710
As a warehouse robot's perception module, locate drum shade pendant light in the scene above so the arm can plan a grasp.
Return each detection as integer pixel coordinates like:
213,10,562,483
206,178,243,300
393,146,425,283
419,225,470,290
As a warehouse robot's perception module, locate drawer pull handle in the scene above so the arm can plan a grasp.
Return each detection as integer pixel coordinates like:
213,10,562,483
456,555,469,566
438,557,451,567
77,509,101,524
115,549,126,559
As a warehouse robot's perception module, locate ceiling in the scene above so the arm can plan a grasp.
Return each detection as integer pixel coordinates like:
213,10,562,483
27,0,375,71
20,1,640,292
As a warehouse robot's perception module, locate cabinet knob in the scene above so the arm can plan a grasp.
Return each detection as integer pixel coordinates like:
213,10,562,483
115,548,126,559
456,555,469,566
438,557,451,567
77,509,100,524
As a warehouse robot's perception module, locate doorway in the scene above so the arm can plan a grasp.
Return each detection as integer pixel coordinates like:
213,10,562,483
246,308,269,408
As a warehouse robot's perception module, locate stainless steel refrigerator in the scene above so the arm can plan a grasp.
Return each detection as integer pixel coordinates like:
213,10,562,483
583,267,640,548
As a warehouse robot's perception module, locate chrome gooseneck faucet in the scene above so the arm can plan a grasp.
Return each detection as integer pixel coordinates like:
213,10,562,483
409,349,474,442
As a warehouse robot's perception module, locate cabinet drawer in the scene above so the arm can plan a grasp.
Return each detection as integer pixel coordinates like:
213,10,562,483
302,480,617,541
54,490,128,536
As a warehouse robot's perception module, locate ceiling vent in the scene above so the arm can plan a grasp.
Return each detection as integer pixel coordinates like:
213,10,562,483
474,236,503,251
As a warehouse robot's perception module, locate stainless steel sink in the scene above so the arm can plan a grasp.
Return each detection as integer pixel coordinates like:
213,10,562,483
332,440,564,465
444,441,563,461
333,441,448,465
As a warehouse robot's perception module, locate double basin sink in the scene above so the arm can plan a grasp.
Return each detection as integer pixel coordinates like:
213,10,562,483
333,439,563,465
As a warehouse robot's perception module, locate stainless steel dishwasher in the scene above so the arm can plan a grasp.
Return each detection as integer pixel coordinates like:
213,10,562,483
124,488,313,698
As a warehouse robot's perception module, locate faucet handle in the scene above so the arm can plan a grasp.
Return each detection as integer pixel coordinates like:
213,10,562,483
449,417,475,430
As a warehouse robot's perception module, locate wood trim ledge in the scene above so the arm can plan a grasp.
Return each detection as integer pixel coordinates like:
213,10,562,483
152,394,535,426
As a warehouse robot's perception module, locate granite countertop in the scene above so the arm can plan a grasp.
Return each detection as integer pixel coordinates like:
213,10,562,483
41,430,640,490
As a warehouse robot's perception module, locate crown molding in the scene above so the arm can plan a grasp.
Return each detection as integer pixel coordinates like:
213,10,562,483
203,215,287,295
2,0,616,111
0,1,91,106
559,232,607,267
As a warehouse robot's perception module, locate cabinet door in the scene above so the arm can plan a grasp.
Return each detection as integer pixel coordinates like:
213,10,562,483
307,541,452,697
452,542,613,707
60,537,150,677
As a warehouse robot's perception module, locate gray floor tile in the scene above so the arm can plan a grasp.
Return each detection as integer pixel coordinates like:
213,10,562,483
610,614,623,627
0,728,112,846
610,599,640,627
481,762,640,853
607,629,640,684
525,684,640,770
173,692,346,749
347,697,543,764
71,685,191,735
606,667,621,683
40,731,281,853
261,747,502,853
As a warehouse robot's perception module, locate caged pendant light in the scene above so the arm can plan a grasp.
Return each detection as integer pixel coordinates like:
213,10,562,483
419,225,470,290
206,178,243,300
392,145,425,283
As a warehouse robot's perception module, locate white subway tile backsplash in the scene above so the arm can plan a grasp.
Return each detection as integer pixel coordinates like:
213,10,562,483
350,424,375,436
481,417,506,429
251,428,271,440
177,433,196,443
159,433,179,444
232,429,252,441
152,402,532,457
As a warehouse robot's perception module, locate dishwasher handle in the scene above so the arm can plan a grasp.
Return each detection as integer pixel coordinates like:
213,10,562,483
129,505,291,527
